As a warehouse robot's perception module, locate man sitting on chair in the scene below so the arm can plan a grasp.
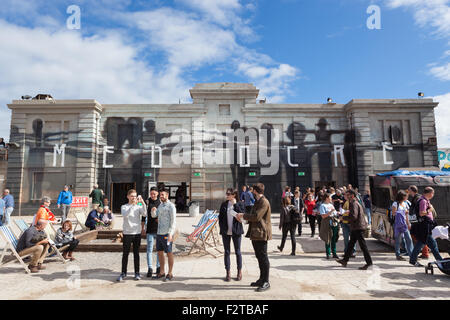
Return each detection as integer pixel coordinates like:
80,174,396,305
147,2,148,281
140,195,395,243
16,219,50,273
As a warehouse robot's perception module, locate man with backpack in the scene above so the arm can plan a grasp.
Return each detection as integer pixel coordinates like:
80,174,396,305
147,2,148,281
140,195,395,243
408,185,430,259
409,187,443,267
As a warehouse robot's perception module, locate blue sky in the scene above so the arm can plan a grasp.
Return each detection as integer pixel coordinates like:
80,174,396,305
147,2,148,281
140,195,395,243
0,0,449,147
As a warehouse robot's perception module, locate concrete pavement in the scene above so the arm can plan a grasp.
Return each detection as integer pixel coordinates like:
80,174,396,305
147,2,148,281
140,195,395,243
0,214,449,300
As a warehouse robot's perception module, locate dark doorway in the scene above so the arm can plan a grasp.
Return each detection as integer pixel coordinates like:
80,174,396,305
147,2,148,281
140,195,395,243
157,182,190,213
111,182,136,213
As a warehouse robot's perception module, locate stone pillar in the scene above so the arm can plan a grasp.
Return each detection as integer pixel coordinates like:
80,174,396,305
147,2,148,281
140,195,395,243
191,118,206,211
74,110,102,197
5,111,27,215
420,109,439,167
350,111,373,194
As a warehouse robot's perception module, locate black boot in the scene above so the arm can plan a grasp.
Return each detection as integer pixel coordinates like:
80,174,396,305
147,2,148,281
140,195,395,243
147,268,153,278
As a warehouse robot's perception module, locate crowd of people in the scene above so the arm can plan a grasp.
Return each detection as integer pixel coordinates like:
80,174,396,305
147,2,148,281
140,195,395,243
2,180,446,291
275,185,373,270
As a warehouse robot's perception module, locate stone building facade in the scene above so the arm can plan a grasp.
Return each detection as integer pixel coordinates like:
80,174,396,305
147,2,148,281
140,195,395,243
6,83,439,214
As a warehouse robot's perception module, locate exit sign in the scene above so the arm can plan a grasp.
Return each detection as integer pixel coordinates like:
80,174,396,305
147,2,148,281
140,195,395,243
249,172,256,177
297,172,305,176
193,172,201,177
144,172,152,177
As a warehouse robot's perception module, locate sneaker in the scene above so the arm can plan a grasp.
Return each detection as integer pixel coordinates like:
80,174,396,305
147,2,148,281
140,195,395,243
396,256,405,261
410,262,424,267
250,280,263,287
116,273,126,282
256,282,270,292
134,273,141,281
147,268,153,278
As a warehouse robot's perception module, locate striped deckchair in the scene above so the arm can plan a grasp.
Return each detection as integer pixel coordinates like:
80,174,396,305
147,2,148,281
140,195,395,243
14,219,30,236
187,211,223,258
0,226,32,274
186,210,216,243
193,209,215,227
198,213,219,240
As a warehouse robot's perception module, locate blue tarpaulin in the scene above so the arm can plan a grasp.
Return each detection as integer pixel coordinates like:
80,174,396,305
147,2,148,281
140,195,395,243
376,170,450,177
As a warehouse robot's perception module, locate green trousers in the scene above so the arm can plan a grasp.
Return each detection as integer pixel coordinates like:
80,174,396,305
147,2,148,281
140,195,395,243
325,225,339,256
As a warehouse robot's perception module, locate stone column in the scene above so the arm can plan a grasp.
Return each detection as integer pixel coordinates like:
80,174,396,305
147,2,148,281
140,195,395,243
5,111,27,215
74,110,101,197
191,118,206,211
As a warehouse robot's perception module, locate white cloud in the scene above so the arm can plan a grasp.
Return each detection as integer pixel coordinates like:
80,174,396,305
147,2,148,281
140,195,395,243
123,6,299,102
430,62,450,81
386,0,450,37
0,19,190,141
386,0,450,82
386,0,450,148
433,92,450,148
175,0,256,38
0,1,300,141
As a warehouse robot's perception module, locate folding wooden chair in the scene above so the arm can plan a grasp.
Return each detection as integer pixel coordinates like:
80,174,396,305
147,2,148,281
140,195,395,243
186,210,216,242
13,219,30,237
73,210,89,232
187,211,223,258
0,226,32,274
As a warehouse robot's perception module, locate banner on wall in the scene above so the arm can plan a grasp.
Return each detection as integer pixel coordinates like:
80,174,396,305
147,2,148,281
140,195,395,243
438,149,450,171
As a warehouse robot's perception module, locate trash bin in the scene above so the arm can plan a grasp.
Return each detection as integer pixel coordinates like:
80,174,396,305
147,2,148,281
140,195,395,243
188,201,199,217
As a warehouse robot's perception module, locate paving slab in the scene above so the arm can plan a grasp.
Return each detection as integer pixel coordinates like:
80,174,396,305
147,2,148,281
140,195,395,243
0,214,449,300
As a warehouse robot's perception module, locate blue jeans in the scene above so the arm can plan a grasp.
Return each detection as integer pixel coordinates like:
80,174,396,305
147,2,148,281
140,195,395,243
341,223,356,254
146,233,160,270
409,235,443,265
395,230,413,257
4,207,13,226
222,234,242,271
364,207,371,226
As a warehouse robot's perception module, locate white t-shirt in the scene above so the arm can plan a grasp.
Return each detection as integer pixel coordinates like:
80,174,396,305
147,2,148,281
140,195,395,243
227,201,234,235
121,204,146,235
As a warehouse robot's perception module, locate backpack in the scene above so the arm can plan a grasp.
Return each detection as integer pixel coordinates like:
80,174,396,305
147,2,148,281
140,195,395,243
289,205,302,224
409,196,420,223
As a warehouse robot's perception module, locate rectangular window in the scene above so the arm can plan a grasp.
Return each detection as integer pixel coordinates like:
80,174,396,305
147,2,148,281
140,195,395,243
219,104,231,116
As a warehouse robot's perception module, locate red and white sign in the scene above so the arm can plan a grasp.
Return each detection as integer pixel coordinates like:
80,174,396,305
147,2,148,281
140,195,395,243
71,196,89,208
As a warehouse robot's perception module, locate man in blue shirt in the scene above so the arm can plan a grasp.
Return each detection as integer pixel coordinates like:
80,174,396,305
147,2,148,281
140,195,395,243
242,186,255,214
2,189,14,226
57,185,73,221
